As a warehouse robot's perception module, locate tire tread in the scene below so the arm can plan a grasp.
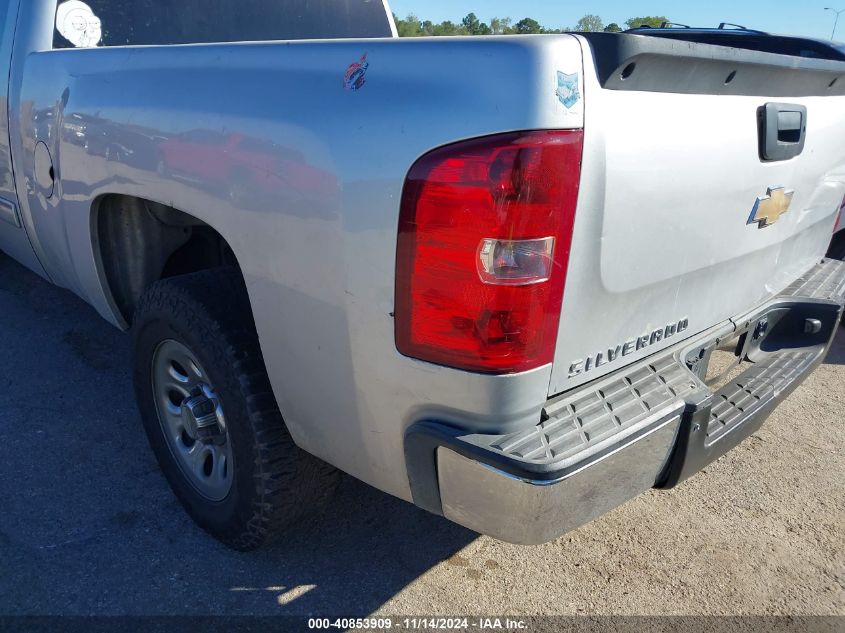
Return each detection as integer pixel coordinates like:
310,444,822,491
132,268,338,550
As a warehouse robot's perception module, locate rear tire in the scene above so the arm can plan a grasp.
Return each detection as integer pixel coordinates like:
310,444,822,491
131,268,339,550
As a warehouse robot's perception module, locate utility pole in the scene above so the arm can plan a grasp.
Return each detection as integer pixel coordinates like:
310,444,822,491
825,7,845,40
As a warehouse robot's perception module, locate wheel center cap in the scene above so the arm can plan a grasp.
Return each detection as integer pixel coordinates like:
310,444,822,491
181,390,224,443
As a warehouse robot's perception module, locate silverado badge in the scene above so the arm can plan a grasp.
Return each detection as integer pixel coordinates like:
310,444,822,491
748,186,794,228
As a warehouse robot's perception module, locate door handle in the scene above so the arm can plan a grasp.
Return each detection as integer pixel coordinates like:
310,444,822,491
758,103,807,162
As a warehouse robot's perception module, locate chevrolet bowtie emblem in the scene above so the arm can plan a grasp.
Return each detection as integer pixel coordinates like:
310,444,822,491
748,187,794,228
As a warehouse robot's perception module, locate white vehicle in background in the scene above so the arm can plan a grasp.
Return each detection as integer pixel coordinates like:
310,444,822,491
0,3,843,550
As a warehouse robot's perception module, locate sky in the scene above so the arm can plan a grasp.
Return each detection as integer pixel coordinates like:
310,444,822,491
386,0,844,41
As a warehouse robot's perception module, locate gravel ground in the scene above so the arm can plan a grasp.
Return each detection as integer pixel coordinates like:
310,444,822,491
0,251,842,617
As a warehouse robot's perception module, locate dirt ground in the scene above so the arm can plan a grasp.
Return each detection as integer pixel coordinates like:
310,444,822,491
0,251,842,617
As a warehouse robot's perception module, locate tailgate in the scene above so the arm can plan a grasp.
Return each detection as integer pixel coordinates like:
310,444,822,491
550,35,845,395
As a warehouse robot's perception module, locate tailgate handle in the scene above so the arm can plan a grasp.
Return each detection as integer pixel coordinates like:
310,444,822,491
758,103,807,162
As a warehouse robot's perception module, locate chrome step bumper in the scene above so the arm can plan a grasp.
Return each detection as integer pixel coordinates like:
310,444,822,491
405,259,845,544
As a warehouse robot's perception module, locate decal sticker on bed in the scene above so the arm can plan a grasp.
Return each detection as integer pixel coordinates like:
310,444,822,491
56,0,102,48
556,71,580,109
344,54,370,91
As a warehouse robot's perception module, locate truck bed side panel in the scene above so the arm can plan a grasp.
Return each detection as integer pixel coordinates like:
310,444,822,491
11,36,585,501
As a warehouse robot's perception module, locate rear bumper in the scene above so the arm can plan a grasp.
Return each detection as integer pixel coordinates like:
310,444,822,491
405,259,845,544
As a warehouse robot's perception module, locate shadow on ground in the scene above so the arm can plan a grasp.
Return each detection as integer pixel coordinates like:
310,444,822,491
823,321,845,365
0,252,474,616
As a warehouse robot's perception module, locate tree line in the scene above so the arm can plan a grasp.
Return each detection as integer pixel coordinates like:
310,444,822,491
394,13,670,37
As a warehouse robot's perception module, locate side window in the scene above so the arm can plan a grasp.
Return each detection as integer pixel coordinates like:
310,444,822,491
53,0,393,49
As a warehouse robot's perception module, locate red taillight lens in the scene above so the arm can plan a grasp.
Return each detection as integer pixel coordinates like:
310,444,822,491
395,130,584,374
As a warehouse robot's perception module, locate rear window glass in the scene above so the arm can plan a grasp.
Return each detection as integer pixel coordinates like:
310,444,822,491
53,0,393,49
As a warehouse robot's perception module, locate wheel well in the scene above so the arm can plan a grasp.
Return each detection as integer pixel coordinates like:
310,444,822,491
94,194,238,325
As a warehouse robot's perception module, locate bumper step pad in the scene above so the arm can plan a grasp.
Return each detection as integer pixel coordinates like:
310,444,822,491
780,258,845,301
707,350,816,444
484,355,696,466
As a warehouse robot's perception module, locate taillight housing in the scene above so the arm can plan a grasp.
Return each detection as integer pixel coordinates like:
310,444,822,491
395,130,584,374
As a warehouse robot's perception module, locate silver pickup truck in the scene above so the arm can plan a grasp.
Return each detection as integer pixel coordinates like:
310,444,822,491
1,0,844,550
